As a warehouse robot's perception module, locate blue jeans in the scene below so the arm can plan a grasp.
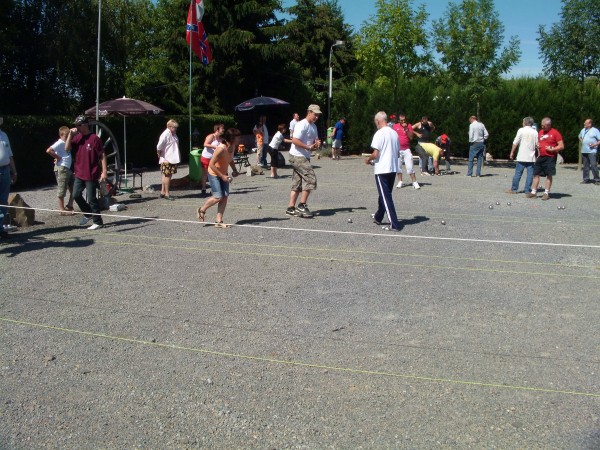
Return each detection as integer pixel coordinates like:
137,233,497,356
73,177,103,225
582,153,599,182
259,144,268,167
511,161,534,193
0,165,10,224
467,143,485,176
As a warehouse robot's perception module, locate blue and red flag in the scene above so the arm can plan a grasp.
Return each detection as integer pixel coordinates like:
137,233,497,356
186,0,212,65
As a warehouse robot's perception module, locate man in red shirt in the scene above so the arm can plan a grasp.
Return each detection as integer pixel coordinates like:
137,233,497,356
525,117,564,201
66,115,107,229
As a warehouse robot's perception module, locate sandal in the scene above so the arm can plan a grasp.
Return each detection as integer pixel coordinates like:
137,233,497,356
214,221,230,228
197,208,206,222
59,210,75,216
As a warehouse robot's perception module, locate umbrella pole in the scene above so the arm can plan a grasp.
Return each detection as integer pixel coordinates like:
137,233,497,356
124,116,127,183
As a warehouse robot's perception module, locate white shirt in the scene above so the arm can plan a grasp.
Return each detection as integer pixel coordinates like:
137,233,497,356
290,119,318,159
371,126,399,175
51,139,71,169
512,126,538,162
469,120,489,143
269,131,285,149
0,130,12,167
157,128,181,164
289,118,298,134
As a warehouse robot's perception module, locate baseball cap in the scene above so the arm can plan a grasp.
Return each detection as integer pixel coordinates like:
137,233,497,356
307,104,322,115
73,115,89,126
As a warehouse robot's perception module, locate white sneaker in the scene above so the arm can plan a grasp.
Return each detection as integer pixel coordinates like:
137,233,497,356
87,223,103,230
3,224,17,232
413,182,421,190
396,182,403,188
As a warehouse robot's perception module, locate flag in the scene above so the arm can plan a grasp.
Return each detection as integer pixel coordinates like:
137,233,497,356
186,0,212,65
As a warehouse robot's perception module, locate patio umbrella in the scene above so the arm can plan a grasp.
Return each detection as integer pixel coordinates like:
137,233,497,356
234,96,291,136
85,96,163,186
234,96,289,112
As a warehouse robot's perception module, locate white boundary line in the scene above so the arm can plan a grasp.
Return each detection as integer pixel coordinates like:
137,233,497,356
5,205,600,249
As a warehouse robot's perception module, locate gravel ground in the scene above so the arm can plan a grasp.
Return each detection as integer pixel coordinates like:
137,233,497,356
1,154,599,449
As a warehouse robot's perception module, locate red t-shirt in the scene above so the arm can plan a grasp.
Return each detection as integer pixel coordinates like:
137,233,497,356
538,128,562,157
392,123,413,150
72,132,104,181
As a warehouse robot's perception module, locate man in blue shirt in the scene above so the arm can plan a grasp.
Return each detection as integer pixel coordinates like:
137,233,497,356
578,118,600,184
330,116,346,160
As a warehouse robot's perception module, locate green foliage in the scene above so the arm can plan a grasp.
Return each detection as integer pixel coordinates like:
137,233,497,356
355,0,432,103
283,0,355,111
335,76,599,164
538,0,600,83
432,0,521,101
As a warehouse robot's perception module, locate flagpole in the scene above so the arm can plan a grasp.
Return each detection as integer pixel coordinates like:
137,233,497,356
189,2,193,155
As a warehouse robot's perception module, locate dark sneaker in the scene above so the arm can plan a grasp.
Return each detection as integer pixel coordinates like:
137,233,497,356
79,216,92,226
295,203,314,218
285,207,297,216
371,213,382,225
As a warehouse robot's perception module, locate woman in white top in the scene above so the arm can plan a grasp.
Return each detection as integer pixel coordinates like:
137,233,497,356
156,119,181,200
200,123,224,195
265,124,291,178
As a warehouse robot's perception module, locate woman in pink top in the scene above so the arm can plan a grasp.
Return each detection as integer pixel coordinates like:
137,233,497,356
197,128,240,227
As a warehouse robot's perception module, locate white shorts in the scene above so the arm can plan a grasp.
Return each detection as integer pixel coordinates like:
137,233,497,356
397,149,415,174
332,139,342,149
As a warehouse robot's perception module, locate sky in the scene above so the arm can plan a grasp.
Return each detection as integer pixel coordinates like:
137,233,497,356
281,0,564,77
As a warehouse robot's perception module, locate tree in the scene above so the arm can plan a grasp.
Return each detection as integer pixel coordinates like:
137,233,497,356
282,0,354,115
538,0,600,84
355,0,432,104
432,0,520,115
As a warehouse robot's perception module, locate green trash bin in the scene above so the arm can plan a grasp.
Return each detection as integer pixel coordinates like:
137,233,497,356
326,127,334,146
189,148,202,182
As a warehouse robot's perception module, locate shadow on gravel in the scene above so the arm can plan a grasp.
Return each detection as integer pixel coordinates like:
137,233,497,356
103,216,158,231
235,217,289,225
314,206,367,217
399,215,429,229
0,225,95,257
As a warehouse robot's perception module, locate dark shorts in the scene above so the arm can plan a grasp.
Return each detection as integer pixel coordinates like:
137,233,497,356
533,156,556,177
160,162,178,176
266,145,281,168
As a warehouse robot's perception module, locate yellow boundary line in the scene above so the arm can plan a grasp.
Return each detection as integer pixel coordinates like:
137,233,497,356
1,317,598,399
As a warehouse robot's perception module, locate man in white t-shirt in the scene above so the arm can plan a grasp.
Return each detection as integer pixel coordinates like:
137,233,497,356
365,111,401,231
286,105,322,218
289,112,299,138
506,116,538,194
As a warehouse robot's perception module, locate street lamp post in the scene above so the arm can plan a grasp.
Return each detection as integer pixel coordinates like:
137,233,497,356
328,40,345,128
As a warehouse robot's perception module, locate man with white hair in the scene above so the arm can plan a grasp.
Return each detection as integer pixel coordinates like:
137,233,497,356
365,111,401,231
506,116,538,194
526,117,564,200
